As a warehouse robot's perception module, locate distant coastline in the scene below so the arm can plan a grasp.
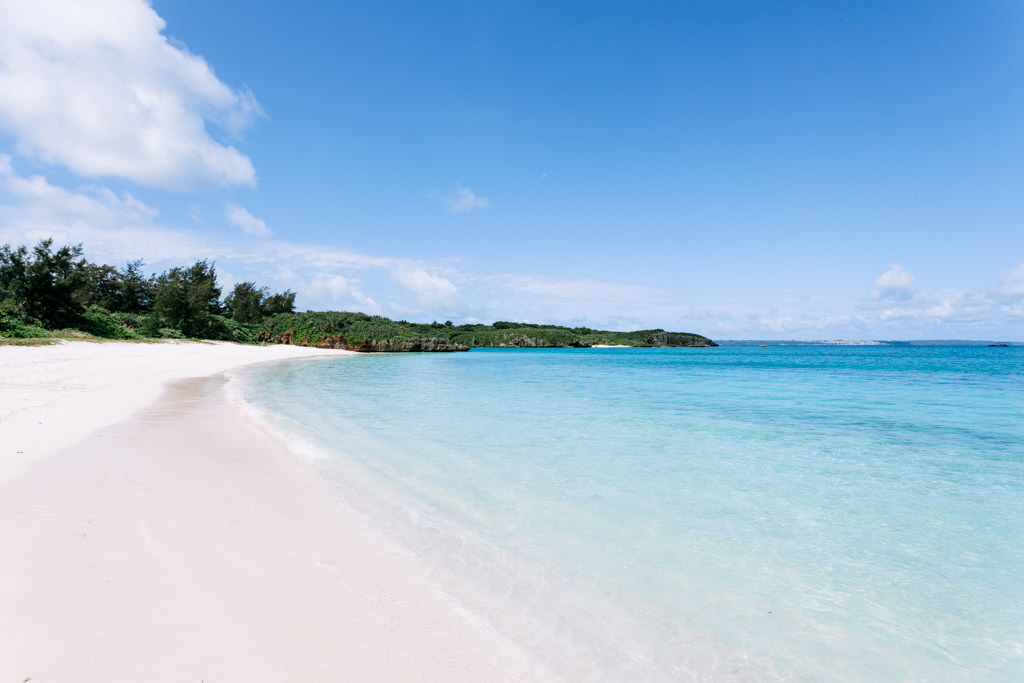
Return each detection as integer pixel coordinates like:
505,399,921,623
256,313,718,352
1,238,717,351
715,339,1023,346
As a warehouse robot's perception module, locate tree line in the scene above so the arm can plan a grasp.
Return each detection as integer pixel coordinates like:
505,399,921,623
0,238,295,341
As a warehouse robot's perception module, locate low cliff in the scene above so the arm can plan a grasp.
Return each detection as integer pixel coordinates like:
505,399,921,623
474,335,589,348
644,331,716,347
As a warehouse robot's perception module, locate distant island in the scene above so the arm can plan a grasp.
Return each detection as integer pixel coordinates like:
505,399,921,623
1,238,715,350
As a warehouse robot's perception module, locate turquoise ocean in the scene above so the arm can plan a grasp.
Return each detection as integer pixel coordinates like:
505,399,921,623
237,345,1023,681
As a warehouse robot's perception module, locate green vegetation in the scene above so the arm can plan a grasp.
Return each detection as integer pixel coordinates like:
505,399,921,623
258,311,412,347
1,238,293,343
256,312,717,350
1,238,716,350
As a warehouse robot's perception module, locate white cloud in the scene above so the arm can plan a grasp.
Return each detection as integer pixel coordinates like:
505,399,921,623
0,162,438,315
874,290,993,323
995,264,1024,298
870,264,915,301
874,264,915,290
438,183,490,213
3,156,1021,339
225,202,271,237
0,155,209,264
0,0,260,190
856,261,1024,332
392,265,459,307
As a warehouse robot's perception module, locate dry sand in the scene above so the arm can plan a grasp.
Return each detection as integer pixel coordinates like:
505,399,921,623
0,341,538,682
0,340,345,484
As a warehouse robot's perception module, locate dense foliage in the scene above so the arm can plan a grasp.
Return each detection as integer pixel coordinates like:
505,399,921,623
256,312,716,349
1,238,715,349
0,239,88,328
1,239,294,342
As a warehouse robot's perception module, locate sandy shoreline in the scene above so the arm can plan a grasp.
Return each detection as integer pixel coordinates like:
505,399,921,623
0,340,346,484
0,341,537,681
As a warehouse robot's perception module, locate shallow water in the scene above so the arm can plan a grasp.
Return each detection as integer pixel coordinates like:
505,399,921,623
239,345,1024,681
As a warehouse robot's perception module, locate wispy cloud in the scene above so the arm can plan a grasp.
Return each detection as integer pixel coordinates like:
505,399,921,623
475,274,680,330
437,183,490,214
225,202,271,237
3,152,1021,338
995,264,1024,298
0,0,260,190
0,160,444,314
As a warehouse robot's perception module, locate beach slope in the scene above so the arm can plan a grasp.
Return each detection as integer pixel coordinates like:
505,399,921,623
0,341,534,682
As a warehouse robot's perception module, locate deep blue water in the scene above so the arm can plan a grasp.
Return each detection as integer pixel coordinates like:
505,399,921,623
239,345,1024,681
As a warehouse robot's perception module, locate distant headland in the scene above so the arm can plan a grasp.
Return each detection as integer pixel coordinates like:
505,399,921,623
257,313,716,351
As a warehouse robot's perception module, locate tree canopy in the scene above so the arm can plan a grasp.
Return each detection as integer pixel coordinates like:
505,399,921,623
0,238,299,341
0,239,87,327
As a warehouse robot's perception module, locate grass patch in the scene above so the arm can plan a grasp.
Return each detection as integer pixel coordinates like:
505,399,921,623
0,337,59,346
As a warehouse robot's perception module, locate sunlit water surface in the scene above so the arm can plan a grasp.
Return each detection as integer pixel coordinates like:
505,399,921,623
238,345,1024,681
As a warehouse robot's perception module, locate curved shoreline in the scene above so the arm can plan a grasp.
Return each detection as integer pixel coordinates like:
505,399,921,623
0,342,537,681
0,340,349,484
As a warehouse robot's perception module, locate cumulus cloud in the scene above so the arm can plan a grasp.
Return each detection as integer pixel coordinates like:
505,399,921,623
874,264,915,290
437,183,490,213
854,260,1024,333
0,155,154,223
225,202,271,237
870,264,915,301
0,154,212,264
0,0,260,190
392,265,460,307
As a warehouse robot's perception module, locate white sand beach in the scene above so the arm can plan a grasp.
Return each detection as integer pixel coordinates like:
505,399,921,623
0,341,536,682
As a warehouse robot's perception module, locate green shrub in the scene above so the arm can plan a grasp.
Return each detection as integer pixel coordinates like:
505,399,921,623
109,311,145,331
70,306,137,339
219,316,257,344
137,313,164,338
0,300,49,338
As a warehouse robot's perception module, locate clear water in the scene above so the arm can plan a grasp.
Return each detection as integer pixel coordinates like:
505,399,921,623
238,345,1024,681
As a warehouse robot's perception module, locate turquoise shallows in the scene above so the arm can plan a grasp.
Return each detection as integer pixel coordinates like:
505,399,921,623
239,346,1024,681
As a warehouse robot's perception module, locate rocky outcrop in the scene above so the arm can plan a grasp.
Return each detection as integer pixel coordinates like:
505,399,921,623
490,335,589,348
644,332,717,347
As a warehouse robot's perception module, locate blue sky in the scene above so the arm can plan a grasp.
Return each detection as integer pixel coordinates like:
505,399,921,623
1,0,1022,339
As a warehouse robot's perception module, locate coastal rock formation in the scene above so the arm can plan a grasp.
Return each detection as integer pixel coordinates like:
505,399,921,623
645,332,717,347
487,335,589,348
